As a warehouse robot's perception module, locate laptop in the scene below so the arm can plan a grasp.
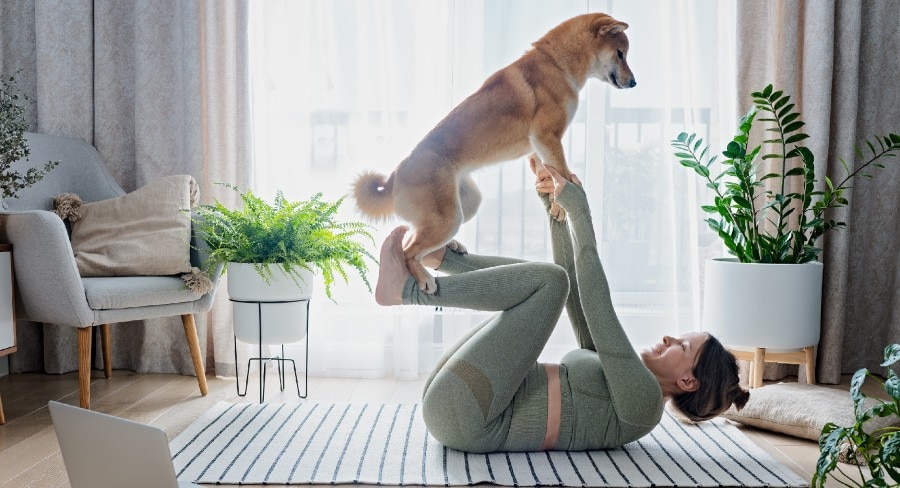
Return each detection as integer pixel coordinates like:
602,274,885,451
48,401,201,488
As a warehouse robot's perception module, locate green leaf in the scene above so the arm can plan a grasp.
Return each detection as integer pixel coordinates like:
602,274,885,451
785,133,810,144
732,195,752,209
674,152,694,159
883,433,900,484
784,167,806,176
700,205,718,213
781,112,800,125
778,103,796,118
783,121,805,133
850,368,869,416
773,94,788,109
762,84,773,97
762,154,784,160
884,344,900,366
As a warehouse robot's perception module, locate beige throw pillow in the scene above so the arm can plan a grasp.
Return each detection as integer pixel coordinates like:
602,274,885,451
722,382,899,441
65,175,197,277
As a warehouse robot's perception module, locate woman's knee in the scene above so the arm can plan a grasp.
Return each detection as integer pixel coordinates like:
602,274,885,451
533,262,569,300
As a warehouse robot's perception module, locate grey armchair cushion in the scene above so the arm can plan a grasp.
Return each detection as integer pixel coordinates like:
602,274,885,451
64,174,197,277
82,276,200,310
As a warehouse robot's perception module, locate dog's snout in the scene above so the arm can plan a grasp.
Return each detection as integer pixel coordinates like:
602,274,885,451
628,79,636,88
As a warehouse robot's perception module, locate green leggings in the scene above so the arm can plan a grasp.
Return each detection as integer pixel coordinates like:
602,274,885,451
411,184,663,453
409,252,570,452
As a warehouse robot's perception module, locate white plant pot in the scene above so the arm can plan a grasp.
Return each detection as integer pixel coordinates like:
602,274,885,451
701,258,823,351
227,262,314,345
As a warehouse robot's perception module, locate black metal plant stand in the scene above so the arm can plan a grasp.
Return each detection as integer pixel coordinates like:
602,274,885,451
230,298,310,403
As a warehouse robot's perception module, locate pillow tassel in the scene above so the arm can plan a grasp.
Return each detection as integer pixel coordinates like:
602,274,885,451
189,177,200,208
54,193,84,222
182,267,213,295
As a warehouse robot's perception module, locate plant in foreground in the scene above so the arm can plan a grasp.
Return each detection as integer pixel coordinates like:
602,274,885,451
813,343,900,487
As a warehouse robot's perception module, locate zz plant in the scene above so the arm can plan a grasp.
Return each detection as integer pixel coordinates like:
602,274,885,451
193,184,376,301
813,343,900,487
672,84,899,263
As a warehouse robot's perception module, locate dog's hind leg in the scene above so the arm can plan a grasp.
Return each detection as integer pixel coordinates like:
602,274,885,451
403,198,464,295
442,174,481,255
459,174,482,223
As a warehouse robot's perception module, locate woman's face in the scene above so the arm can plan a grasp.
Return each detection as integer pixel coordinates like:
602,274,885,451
640,332,709,390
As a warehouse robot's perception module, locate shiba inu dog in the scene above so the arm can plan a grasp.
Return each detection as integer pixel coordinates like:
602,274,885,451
354,13,635,294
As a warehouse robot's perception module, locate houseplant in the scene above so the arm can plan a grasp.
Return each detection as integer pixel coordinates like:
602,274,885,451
813,343,900,487
1,74,58,200
193,183,376,302
672,85,899,350
193,185,377,348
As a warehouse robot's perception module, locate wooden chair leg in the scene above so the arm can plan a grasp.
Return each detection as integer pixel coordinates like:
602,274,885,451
752,347,766,388
77,327,92,409
100,324,112,379
0,393,5,424
181,314,208,396
805,345,816,385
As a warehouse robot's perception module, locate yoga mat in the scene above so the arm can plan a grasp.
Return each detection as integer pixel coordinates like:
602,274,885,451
170,401,808,487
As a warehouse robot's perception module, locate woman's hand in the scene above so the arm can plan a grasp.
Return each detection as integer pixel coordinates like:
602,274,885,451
530,157,582,197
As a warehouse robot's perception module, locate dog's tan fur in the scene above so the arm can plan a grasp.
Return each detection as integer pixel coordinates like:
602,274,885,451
354,13,635,293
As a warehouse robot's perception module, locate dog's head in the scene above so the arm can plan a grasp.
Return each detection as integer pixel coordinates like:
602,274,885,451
587,14,635,89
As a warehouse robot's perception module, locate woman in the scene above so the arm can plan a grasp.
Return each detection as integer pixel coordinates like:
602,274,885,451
374,163,749,453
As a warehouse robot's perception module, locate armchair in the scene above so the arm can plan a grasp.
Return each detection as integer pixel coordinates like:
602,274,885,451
0,132,221,408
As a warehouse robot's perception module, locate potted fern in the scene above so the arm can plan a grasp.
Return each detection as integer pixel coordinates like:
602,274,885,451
193,185,376,345
672,85,899,351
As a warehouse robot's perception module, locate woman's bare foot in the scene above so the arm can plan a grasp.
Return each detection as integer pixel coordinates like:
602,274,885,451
375,226,410,306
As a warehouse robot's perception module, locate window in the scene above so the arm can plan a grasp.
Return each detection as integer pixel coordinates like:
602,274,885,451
249,0,736,378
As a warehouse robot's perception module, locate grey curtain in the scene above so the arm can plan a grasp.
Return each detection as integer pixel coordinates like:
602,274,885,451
0,0,251,377
737,0,899,383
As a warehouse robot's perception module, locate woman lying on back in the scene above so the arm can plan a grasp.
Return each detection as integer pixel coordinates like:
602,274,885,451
373,162,749,452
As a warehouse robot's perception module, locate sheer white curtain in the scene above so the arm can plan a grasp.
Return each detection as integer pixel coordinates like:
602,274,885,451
248,0,736,379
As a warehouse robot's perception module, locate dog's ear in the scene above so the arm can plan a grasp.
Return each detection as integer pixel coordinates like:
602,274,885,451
592,16,629,36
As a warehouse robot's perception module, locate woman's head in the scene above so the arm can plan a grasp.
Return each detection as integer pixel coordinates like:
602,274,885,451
668,334,749,422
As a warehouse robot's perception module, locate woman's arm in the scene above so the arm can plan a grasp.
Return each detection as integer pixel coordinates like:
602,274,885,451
536,191,594,351
543,166,663,429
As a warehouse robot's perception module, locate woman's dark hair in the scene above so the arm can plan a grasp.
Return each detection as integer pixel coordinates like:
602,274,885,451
670,334,749,422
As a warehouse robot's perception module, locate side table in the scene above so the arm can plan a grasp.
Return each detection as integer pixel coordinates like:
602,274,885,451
230,298,309,403
0,244,17,424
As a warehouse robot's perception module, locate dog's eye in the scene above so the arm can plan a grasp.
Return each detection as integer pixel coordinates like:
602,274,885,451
617,50,624,60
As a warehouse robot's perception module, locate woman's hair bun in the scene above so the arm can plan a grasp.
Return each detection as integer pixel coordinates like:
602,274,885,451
732,387,750,410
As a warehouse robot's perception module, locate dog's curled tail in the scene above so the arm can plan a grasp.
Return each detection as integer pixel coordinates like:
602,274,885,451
352,170,395,221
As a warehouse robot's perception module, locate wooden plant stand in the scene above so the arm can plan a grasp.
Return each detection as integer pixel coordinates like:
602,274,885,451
728,346,816,388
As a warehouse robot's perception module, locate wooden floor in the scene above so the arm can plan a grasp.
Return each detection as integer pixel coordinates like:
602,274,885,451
0,369,879,487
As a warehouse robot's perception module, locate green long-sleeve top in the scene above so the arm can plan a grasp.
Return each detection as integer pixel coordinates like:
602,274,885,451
550,183,664,449
429,182,664,451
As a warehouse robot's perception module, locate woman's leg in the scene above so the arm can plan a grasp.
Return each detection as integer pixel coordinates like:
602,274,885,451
376,227,569,451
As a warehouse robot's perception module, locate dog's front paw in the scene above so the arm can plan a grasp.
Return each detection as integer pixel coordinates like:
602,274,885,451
549,201,567,222
447,239,468,254
418,275,438,294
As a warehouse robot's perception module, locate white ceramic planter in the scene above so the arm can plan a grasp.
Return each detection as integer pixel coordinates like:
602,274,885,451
701,258,823,351
227,263,314,345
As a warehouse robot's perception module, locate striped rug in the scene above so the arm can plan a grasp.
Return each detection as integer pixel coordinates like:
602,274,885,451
170,402,808,487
